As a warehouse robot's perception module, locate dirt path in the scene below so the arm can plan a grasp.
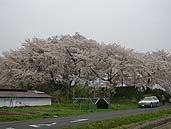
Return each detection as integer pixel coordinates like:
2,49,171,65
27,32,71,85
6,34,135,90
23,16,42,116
133,117,171,129
153,122,171,129
0,111,30,116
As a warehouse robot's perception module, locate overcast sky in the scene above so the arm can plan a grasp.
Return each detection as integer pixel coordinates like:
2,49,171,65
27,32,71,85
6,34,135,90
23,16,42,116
0,0,171,54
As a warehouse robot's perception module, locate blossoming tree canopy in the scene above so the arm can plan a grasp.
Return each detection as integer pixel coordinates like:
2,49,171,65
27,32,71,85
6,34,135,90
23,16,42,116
0,33,171,92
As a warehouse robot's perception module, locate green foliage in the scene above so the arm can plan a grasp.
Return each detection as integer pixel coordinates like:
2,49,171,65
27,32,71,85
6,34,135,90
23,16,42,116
96,87,116,99
73,85,90,98
112,87,143,102
112,86,170,103
144,88,171,102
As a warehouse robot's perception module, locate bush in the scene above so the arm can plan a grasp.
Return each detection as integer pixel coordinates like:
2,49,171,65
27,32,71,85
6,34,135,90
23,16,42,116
73,85,90,98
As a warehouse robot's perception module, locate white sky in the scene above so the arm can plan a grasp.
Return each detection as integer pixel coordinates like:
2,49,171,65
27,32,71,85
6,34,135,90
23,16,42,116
0,0,171,54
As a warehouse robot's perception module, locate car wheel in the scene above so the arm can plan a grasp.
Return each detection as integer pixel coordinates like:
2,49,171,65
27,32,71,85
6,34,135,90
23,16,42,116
150,103,153,108
156,102,159,107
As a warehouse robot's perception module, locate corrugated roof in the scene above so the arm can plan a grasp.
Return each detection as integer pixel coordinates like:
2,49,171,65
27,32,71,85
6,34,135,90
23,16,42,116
0,90,51,98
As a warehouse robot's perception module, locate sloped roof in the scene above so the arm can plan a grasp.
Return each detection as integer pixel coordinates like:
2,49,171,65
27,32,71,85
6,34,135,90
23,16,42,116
0,89,51,98
95,98,109,105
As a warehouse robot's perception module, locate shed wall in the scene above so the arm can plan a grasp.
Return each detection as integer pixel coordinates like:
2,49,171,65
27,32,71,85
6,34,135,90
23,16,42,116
0,98,51,107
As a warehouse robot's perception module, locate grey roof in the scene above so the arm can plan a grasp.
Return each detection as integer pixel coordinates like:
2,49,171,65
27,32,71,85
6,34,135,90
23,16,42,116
0,90,51,98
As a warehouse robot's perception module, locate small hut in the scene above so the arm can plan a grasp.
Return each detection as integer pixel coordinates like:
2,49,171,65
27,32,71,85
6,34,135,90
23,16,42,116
95,98,109,109
0,89,51,107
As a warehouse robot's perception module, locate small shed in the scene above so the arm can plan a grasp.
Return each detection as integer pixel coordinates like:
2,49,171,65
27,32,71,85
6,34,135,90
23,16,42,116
116,83,127,87
0,89,51,107
95,98,109,109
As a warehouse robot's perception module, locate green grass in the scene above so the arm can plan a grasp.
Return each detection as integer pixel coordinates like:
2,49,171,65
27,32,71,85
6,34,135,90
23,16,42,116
62,109,171,129
0,102,138,122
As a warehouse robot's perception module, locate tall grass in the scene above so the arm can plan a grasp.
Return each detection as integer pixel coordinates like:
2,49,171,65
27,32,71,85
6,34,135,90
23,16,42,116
0,102,137,122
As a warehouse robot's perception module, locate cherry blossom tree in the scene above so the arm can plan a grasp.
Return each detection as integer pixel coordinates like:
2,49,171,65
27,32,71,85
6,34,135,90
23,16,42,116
0,33,171,93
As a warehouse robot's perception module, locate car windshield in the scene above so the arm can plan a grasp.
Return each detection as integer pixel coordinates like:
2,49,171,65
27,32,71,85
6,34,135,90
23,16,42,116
143,97,153,101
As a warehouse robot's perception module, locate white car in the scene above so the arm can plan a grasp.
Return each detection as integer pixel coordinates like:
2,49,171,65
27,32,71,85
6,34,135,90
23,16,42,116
138,96,160,108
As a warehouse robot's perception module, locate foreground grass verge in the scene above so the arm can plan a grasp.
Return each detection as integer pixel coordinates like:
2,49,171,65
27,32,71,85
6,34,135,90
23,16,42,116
62,109,171,129
0,102,138,122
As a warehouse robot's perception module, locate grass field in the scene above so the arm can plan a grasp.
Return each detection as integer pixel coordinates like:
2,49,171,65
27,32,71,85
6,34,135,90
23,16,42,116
62,109,171,129
0,102,138,122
